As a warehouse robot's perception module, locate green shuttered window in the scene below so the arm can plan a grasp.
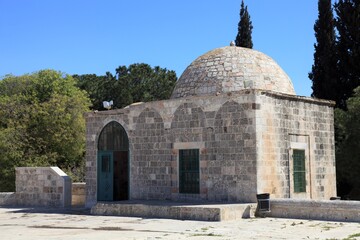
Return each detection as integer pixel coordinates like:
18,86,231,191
293,149,306,192
179,149,200,194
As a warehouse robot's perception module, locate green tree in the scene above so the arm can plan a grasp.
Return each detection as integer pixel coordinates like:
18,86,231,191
0,70,90,191
309,0,339,106
334,0,360,109
73,72,117,110
74,64,177,110
235,0,253,48
335,86,360,199
115,63,177,104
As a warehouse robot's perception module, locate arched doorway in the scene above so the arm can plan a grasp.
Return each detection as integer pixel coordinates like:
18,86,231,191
97,121,129,201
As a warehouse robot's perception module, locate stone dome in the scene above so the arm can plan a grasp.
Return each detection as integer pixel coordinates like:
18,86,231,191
171,46,295,99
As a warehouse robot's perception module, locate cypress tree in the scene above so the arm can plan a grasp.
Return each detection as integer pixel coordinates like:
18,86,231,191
335,0,360,109
309,0,339,105
235,0,253,48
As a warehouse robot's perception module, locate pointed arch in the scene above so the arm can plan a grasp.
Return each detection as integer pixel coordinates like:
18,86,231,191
98,121,129,151
171,102,206,142
97,121,129,201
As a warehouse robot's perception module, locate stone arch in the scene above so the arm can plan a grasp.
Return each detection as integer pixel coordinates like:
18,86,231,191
132,108,171,199
206,100,256,202
95,117,131,150
213,100,248,163
98,121,129,151
135,108,165,139
171,102,206,142
97,121,129,201
215,100,248,132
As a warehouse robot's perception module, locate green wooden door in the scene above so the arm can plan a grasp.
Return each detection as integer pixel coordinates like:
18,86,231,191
97,151,114,201
97,121,129,201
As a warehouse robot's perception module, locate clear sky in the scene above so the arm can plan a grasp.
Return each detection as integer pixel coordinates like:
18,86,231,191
0,1,327,97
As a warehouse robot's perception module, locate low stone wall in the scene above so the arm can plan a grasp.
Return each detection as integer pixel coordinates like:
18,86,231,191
268,199,360,222
72,182,86,207
15,167,72,207
0,193,16,206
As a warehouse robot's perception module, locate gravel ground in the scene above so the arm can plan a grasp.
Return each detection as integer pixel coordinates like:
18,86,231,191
0,207,359,240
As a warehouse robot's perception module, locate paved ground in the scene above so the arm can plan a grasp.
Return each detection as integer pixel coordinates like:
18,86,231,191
0,207,359,240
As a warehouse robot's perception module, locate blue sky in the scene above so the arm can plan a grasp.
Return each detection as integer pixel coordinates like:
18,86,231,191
1,1,327,97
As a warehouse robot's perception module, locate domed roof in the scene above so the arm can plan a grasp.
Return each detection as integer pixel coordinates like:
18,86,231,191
171,46,295,99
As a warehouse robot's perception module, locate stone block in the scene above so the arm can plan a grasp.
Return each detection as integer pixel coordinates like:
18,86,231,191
13,167,72,208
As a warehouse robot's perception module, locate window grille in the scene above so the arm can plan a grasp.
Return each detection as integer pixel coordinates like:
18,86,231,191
293,149,306,192
179,149,200,194
98,121,129,151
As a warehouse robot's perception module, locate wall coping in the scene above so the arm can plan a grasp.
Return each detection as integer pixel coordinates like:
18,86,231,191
270,198,360,209
84,89,335,118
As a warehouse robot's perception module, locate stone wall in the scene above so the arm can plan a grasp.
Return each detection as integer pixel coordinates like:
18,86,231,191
72,182,86,207
268,199,360,222
132,108,172,200
85,89,335,207
85,91,259,207
0,193,16,206
0,180,84,208
15,167,72,207
256,92,336,199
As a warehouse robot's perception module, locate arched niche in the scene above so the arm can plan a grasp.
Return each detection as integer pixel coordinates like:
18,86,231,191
97,121,129,201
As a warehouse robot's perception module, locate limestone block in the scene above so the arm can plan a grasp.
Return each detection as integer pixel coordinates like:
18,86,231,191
14,167,72,208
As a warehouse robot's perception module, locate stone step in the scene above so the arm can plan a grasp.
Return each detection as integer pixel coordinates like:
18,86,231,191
91,200,256,221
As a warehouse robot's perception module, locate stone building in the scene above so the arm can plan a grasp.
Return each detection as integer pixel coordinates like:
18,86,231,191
85,46,336,208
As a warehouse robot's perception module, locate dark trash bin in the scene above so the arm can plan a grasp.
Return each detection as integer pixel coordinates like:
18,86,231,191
257,193,270,213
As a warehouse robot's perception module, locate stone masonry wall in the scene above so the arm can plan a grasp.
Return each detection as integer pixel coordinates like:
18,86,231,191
269,199,360,222
256,92,336,199
0,193,16,206
132,108,172,200
72,182,86,207
85,111,131,207
85,90,335,207
15,167,72,207
1,180,83,208
207,100,257,202
85,91,259,206
170,102,208,201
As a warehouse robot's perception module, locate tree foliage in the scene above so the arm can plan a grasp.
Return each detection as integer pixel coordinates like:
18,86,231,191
310,0,360,110
74,63,177,110
335,86,360,199
0,64,175,191
334,0,360,109
235,0,253,48
73,72,116,110
309,0,339,105
310,0,360,198
0,70,90,191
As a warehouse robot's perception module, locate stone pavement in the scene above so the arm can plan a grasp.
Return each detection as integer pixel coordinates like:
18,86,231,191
0,207,359,240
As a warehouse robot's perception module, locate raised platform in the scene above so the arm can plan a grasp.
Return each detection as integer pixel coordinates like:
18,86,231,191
91,200,256,221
